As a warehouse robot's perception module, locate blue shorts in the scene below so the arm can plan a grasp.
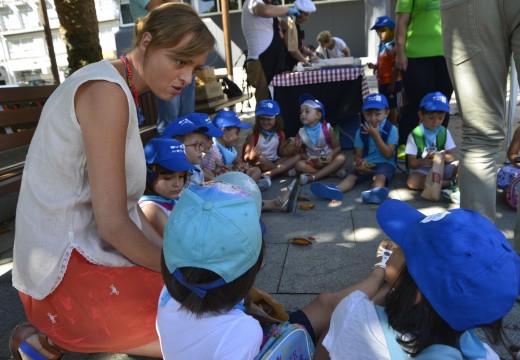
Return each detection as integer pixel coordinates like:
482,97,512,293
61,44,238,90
348,162,395,185
289,309,316,344
378,81,403,110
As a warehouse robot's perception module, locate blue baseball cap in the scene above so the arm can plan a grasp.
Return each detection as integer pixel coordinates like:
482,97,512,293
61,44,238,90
185,112,224,138
370,15,396,30
163,181,262,297
213,110,252,130
256,100,281,117
377,200,520,331
362,93,389,111
144,138,197,172
298,93,326,119
420,92,450,113
162,115,209,138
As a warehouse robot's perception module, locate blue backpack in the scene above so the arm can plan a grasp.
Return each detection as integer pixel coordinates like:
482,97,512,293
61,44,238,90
255,322,315,360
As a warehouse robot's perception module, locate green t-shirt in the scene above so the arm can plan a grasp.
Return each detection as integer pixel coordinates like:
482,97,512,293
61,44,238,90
395,0,444,58
129,0,151,21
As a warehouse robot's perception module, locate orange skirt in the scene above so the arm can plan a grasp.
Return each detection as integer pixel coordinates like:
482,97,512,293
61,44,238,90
19,250,163,353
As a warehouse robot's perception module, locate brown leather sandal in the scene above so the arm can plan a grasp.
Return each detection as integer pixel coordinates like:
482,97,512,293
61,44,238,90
9,323,64,360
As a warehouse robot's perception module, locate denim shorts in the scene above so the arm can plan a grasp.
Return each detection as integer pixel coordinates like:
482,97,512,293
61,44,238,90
349,162,395,185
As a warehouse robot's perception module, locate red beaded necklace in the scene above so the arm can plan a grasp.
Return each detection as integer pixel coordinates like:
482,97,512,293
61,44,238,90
121,55,145,124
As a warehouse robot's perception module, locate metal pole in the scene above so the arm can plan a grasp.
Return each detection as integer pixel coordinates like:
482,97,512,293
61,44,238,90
38,0,60,84
506,56,518,156
220,0,233,77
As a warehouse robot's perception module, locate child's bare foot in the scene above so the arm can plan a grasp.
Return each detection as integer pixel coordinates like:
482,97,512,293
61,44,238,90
373,240,399,270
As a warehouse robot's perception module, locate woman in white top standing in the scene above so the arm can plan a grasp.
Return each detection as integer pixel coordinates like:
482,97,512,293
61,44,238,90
316,30,351,59
9,4,215,359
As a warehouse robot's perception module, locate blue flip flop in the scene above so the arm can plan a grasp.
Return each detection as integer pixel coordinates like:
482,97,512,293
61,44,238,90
361,187,389,204
310,183,343,201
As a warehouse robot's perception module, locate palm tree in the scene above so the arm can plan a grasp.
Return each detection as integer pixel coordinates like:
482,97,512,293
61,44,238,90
53,0,103,75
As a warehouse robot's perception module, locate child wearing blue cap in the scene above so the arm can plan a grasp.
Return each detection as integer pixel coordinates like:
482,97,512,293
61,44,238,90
243,99,301,181
322,199,520,359
367,15,402,125
311,93,397,203
202,109,271,191
293,93,347,185
162,113,211,186
405,92,459,195
139,138,197,236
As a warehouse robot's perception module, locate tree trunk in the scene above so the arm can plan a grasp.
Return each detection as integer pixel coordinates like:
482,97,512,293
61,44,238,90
53,0,103,76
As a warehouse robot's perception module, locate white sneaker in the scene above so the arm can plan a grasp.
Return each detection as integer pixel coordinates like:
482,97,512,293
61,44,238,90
299,174,315,186
257,175,271,192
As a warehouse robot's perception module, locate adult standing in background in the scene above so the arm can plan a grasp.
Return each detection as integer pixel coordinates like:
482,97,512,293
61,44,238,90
394,0,453,147
242,0,299,102
281,0,317,71
130,0,197,135
440,0,520,254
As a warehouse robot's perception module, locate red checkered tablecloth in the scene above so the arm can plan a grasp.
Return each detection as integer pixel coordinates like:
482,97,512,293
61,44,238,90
270,67,370,97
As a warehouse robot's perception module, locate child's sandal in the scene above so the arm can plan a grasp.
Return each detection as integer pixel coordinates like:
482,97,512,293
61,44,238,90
10,323,64,360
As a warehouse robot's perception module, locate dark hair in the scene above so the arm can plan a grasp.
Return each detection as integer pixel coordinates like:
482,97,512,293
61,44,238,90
145,164,187,196
385,266,462,356
161,242,264,316
253,114,284,134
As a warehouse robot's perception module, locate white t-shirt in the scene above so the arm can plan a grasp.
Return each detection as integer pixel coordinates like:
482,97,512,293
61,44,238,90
405,127,456,159
242,0,274,59
156,287,263,359
316,37,348,59
323,291,499,360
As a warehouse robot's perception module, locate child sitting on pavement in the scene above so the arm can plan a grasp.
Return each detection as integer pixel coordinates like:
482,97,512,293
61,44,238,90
294,93,347,185
367,15,402,125
138,138,197,236
405,92,459,192
243,99,300,181
202,110,271,191
319,199,520,359
311,93,397,203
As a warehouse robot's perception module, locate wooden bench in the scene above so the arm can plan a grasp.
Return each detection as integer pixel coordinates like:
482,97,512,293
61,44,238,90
0,86,159,197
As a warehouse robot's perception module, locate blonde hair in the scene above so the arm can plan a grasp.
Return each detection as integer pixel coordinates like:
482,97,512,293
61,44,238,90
133,3,215,59
316,30,332,45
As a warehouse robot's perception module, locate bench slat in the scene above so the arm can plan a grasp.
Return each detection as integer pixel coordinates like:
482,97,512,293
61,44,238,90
0,107,43,127
0,130,36,152
0,85,58,103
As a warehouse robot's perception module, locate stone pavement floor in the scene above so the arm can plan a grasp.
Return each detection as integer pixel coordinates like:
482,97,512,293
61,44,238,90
1,76,520,358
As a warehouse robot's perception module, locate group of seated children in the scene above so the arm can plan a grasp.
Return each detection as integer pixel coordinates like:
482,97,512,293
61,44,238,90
309,91,459,204
154,179,520,359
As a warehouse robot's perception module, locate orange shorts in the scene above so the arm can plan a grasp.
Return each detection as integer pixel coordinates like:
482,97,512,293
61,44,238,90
19,250,163,353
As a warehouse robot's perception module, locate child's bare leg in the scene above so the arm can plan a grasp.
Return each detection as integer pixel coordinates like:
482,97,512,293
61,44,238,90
295,159,317,174
312,153,347,181
372,174,387,189
254,156,276,172
264,154,301,178
246,167,262,181
337,174,357,193
406,172,426,190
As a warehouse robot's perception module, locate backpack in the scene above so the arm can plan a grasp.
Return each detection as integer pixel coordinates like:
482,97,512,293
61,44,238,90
497,165,520,190
506,175,520,210
254,322,315,360
361,120,394,157
411,126,447,159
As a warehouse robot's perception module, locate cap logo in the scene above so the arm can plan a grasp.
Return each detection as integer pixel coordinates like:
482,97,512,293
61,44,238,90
433,95,447,103
170,144,186,153
263,103,273,108
370,94,383,102
179,118,194,126
420,211,451,224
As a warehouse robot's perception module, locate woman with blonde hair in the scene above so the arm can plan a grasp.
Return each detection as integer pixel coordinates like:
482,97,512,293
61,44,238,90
9,3,215,359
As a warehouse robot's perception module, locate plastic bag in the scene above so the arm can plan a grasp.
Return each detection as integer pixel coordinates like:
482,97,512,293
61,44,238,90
287,16,298,52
